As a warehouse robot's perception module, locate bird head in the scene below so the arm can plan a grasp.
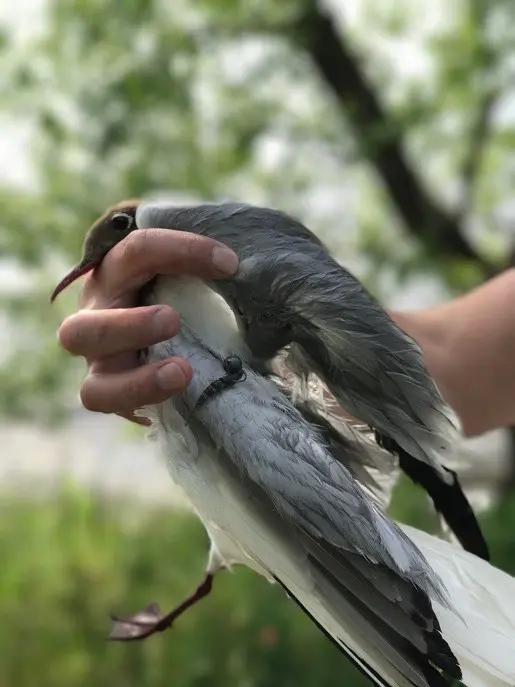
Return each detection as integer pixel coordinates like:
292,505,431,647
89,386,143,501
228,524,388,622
50,200,140,302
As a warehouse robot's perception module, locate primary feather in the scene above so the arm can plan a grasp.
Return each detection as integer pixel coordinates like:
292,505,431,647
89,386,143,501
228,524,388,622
401,525,515,687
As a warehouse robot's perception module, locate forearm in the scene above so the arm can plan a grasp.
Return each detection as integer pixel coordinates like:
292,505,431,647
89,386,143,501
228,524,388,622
390,269,515,437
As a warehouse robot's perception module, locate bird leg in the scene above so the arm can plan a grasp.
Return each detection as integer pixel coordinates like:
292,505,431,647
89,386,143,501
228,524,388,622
191,355,246,414
108,572,215,642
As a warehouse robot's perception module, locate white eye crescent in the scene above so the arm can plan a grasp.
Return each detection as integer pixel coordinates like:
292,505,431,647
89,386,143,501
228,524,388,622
111,212,134,230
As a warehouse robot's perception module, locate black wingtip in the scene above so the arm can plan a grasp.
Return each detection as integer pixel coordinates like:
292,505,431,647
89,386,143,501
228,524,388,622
274,574,461,687
272,576,390,687
376,432,490,561
409,582,462,682
401,458,490,562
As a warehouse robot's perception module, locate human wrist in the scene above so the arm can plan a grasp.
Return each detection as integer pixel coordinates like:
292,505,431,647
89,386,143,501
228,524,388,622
388,270,515,436
388,308,451,380
387,307,458,422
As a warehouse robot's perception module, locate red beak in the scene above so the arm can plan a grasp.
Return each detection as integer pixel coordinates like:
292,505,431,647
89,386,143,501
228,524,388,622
50,260,99,302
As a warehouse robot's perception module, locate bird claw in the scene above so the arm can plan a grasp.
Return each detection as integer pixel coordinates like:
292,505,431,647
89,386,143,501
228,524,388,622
108,572,215,643
108,602,173,642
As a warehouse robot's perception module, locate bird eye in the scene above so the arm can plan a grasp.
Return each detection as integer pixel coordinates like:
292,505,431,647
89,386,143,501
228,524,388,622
111,212,134,231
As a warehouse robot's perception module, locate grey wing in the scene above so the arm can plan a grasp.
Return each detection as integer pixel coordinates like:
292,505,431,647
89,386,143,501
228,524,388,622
272,371,399,511
219,390,461,687
237,393,445,593
252,246,459,478
273,362,490,561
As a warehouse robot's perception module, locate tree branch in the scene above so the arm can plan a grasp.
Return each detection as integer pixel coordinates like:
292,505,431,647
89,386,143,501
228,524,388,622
293,2,496,276
457,89,498,221
458,0,499,222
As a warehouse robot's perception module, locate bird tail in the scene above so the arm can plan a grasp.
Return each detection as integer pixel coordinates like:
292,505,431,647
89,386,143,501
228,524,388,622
279,524,515,687
275,576,413,687
399,524,515,687
276,569,456,687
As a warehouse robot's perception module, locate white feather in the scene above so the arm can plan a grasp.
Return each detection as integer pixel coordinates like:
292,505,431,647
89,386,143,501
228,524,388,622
400,525,515,687
149,276,247,358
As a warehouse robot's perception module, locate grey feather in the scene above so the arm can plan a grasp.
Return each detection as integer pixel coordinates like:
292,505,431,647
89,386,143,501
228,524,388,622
271,367,399,511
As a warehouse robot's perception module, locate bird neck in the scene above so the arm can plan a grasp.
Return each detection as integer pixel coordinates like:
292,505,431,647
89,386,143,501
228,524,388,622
148,276,250,361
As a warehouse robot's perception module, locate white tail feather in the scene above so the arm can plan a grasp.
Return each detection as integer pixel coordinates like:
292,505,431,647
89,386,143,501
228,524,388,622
400,524,515,687
290,582,425,687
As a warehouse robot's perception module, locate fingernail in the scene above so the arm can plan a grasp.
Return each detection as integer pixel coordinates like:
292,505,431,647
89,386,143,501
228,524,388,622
156,362,187,391
212,246,239,275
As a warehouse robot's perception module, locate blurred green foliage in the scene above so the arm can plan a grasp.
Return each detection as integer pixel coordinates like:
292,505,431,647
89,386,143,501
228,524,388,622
0,486,370,687
0,484,514,687
0,0,514,420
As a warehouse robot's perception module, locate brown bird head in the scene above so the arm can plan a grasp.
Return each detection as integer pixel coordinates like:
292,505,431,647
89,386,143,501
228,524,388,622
50,199,140,302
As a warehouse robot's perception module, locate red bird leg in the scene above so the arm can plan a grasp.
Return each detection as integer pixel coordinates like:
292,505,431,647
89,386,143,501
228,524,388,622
108,573,214,642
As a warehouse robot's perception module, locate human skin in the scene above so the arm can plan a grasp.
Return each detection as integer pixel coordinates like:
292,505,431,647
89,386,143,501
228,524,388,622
57,229,515,438
391,268,515,437
57,228,239,425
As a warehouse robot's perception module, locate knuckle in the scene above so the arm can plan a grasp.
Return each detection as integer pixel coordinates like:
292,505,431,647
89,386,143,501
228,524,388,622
79,377,100,412
58,311,108,356
58,314,84,354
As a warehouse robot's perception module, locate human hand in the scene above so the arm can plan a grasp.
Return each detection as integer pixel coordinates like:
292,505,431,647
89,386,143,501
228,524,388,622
57,228,239,425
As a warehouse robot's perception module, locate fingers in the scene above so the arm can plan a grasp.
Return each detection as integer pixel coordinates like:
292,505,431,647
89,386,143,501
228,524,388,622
81,229,239,308
59,305,191,423
58,305,180,359
80,357,193,415
115,410,153,427
57,228,238,423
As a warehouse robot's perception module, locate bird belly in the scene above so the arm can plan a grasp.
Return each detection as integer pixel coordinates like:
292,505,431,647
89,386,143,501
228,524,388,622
145,398,297,583
143,401,425,687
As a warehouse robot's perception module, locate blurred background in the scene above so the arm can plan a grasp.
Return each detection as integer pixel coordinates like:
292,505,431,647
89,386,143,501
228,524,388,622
1,0,515,685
